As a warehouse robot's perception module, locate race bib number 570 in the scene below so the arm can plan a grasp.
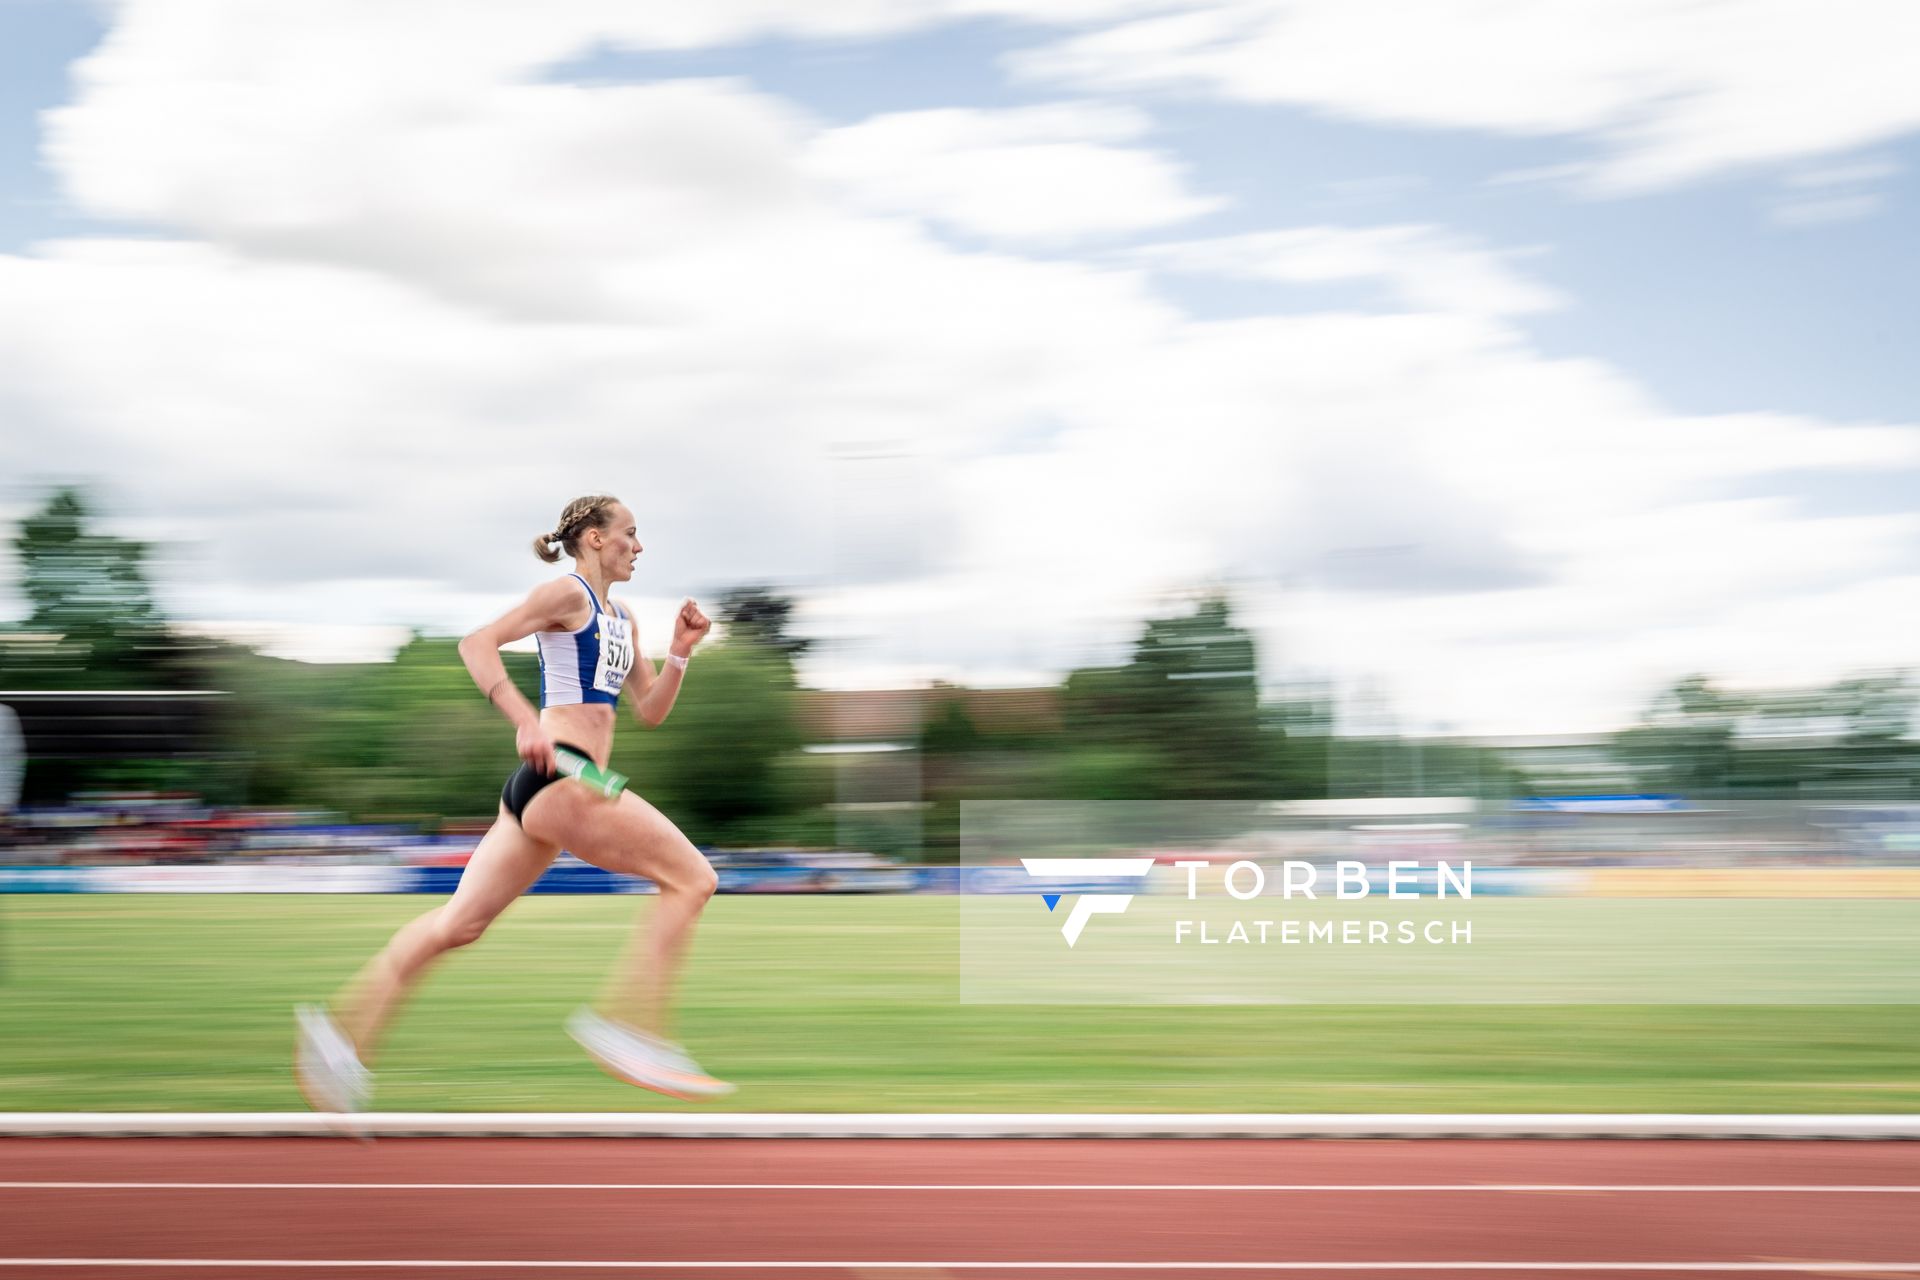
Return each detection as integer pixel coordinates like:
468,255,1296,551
593,615,634,694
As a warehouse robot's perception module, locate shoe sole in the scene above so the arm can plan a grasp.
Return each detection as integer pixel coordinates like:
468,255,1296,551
582,1050,736,1102
566,1012,736,1103
570,1032,736,1102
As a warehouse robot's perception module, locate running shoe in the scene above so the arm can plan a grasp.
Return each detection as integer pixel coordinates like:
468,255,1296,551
294,1003,371,1114
566,1006,736,1101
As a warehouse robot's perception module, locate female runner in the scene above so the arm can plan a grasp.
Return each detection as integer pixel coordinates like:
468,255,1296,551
295,494,730,1109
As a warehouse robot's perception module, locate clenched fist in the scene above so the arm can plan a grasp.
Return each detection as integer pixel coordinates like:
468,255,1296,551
670,598,712,658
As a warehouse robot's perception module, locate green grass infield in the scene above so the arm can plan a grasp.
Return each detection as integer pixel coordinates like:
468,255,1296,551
2,894,1916,1113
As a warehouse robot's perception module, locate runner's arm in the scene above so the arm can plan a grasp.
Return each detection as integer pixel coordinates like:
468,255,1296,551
620,604,685,728
460,578,585,750
623,599,707,727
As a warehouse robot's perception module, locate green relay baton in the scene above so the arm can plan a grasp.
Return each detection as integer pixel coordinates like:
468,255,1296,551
554,745,628,798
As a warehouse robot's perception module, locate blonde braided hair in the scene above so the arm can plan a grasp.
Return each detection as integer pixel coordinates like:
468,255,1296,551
533,494,621,563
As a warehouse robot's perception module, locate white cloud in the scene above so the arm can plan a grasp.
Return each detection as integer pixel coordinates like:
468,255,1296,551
1008,0,1920,193
1133,225,1565,316
62,0,1920,205
1768,155,1897,227
7,0,1920,736
1783,157,1902,189
175,620,415,664
806,103,1223,242
1769,193,1885,227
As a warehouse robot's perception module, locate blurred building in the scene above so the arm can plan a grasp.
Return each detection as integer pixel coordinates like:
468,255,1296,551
0,701,21,813
1428,732,1635,794
0,689,225,805
797,685,1061,744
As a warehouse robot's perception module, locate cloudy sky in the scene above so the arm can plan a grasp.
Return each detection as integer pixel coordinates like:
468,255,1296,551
2,0,1916,735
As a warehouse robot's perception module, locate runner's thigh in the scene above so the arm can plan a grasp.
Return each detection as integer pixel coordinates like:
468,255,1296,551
443,805,561,928
521,785,714,895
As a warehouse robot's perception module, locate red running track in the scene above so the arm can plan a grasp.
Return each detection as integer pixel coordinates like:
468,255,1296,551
2,1138,1918,1279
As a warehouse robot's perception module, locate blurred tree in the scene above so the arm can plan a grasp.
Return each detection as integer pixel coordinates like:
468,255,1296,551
1612,672,1920,799
201,603,817,828
1828,672,1916,744
1614,674,1737,796
1821,672,1920,796
1,487,224,799
645,643,803,837
4,486,194,690
606,584,815,839
206,635,546,818
715,585,811,663
1061,594,1266,798
919,693,983,756
360,634,527,817
1263,690,1332,799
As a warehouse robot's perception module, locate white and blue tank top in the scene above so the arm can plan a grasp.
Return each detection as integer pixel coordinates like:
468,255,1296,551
537,574,636,708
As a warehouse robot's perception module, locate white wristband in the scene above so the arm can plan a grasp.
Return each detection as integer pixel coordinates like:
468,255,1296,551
665,653,689,671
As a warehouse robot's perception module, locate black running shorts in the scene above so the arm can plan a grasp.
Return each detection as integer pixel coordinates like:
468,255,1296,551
501,741,591,823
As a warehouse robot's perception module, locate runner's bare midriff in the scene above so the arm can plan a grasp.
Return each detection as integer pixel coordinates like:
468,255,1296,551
541,703,616,767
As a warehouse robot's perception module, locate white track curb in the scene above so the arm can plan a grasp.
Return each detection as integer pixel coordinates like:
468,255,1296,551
1,1114,1916,1139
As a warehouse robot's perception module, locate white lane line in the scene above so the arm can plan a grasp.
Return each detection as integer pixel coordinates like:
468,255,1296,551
9,1113,1920,1140
6,1262,1920,1272
5,1182,1920,1193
